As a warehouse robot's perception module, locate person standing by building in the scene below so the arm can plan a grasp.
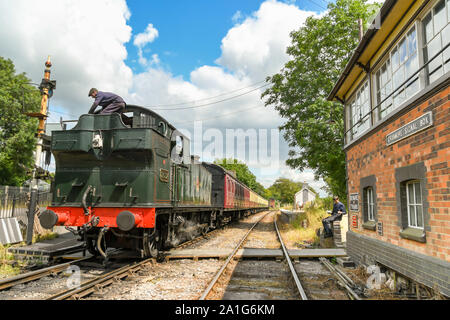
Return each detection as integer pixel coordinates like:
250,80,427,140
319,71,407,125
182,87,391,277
88,88,126,115
322,195,346,238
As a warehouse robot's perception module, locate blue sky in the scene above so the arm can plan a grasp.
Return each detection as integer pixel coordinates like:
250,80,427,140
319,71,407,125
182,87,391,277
125,0,328,78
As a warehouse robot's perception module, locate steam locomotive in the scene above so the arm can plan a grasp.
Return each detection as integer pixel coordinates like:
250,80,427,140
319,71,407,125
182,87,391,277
39,105,268,259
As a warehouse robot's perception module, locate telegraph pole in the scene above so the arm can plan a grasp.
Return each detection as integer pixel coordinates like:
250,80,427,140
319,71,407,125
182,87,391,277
26,56,56,244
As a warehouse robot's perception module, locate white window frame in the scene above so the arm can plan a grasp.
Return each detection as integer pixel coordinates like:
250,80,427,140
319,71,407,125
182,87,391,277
406,180,424,229
421,0,450,85
372,23,421,122
365,187,375,221
347,79,371,141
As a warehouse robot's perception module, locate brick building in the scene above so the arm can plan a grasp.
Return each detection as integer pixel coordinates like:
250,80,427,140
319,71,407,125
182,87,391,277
328,0,449,296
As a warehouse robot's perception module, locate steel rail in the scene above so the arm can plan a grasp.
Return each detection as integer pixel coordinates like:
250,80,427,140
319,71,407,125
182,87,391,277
0,256,92,291
198,211,269,300
46,258,154,300
273,217,308,300
319,257,361,300
176,228,222,250
45,226,227,300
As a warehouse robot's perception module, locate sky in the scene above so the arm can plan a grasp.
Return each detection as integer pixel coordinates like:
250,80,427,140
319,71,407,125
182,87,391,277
0,0,335,196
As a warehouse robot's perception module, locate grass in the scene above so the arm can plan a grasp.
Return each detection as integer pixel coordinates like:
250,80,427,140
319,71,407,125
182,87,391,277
0,243,21,278
278,198,331,248
32,231,59,243
0,231,59,278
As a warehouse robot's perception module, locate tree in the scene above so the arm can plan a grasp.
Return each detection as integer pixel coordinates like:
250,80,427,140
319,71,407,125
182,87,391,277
262,0,381,200
0,57,40,186
213,158,267,196
266,178,302,205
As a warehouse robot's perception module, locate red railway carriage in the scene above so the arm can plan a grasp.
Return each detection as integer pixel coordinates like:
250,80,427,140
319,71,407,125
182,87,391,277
224,170,247,209
203,163,268,211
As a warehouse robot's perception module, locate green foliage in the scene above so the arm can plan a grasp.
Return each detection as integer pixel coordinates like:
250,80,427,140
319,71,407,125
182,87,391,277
266,177,302,204
0,57,40,186
320,196,334,211
262,0,381,200
214,158,267,196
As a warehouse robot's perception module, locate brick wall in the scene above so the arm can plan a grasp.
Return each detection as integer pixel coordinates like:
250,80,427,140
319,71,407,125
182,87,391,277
346,85,450,262
346,231,450,297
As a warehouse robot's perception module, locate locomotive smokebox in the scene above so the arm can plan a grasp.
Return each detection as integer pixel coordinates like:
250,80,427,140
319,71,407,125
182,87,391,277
117,211,140,231
39,209,58,229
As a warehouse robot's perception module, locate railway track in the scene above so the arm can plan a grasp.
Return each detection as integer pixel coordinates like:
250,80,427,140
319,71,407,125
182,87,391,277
199,211,308,300
198,211,363,300
46,258,156,300
0,256,92,292
47,212,270,300
1,210,362,300
0,212,263,300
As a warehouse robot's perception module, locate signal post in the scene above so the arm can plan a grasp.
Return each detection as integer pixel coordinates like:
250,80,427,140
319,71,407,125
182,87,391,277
26,56,56,244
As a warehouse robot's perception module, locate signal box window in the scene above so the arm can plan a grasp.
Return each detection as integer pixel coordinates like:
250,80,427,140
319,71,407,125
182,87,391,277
347,80,370,142
422,0,450,84
374,26,419,121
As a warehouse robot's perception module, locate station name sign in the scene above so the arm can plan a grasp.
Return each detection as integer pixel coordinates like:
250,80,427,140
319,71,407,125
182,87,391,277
386,112,433,146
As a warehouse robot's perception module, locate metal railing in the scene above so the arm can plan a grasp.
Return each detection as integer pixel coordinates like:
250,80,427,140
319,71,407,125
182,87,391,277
0,186,52,225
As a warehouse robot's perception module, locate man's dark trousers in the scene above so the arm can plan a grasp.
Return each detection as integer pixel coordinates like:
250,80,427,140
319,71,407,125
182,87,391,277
322,213,342,236
100,102,125,114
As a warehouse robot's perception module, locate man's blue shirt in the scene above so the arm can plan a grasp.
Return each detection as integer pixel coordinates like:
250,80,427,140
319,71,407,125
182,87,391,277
332,201,346,215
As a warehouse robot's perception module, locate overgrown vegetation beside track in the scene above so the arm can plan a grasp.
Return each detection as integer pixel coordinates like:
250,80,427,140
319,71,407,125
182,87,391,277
278,198,331,248
0,231,59,278
0,244,21,278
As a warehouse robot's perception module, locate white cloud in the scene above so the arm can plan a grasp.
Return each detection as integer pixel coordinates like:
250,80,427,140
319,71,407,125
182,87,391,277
133,23,159,66
231,10,243,24
129,1,316,127
133,23,159,47
216,0,316,80
0,0,133,115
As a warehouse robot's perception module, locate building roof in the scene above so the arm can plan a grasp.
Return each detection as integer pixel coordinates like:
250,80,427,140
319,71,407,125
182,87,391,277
295,184,316,197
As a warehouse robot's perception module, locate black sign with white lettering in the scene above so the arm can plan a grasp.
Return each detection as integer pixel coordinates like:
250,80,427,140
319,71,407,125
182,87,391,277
386,112,433,146
349,193,359,211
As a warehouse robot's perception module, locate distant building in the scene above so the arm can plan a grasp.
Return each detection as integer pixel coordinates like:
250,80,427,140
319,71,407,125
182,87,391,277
294,184,316,209
328,0,449,297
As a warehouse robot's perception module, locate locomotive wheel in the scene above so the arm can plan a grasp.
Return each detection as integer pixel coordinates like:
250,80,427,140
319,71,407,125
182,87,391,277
144,229,161,258
148,239,159,257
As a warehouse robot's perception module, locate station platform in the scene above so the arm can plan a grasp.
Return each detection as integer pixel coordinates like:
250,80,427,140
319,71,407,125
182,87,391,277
8,229,85,264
